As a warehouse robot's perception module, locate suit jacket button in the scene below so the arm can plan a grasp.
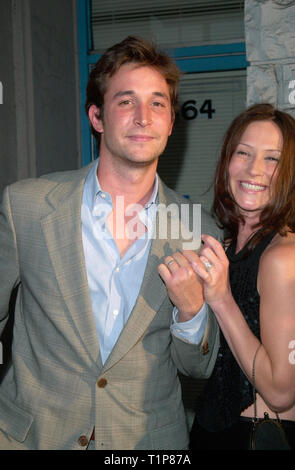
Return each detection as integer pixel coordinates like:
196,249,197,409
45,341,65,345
97,378,107,388
78,435,89,447
202,341,209,355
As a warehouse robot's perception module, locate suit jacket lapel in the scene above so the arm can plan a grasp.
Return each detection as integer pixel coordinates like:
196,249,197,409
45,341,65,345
40,168,193,373
102,179,181,372
41,164,101,367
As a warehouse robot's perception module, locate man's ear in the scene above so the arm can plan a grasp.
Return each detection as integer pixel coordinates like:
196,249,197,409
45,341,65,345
88,104,104,133
168,114,175,136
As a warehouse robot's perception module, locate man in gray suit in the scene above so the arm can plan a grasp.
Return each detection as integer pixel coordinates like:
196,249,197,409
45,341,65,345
0,36,220,450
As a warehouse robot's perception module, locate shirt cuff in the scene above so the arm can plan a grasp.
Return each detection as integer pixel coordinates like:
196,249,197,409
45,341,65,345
170,303,208,345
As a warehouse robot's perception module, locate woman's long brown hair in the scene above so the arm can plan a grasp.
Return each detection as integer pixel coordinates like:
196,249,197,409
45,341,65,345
212,103,295,249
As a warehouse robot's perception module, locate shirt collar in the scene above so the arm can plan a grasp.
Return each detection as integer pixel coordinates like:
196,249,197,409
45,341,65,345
84,158,158,227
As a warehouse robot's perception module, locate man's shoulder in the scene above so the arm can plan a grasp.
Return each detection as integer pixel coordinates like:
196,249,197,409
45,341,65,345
3,165,92,221
158,179,192,206
158,179,222,239
200,206,221,239
7,165,91,199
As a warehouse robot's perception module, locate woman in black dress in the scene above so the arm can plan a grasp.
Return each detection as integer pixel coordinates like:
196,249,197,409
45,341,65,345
159,104,295,449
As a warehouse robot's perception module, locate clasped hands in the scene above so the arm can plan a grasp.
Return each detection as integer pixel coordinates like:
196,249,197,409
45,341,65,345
158,234,230,322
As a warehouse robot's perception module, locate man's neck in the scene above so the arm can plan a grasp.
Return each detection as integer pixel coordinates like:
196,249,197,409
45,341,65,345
96,156,158,258
97,156,157,207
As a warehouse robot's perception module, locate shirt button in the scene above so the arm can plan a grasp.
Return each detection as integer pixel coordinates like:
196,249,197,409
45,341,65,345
113,309,119,317
97,378,108,388
78,435,89,447
115,267,120,273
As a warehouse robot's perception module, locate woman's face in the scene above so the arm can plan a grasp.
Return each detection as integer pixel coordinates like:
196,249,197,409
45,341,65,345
228,120,283,218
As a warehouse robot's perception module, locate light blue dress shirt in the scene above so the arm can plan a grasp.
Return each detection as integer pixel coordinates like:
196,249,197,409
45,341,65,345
81,161,207,364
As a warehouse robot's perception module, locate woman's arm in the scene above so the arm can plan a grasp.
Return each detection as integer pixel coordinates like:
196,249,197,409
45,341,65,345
186,234,295,413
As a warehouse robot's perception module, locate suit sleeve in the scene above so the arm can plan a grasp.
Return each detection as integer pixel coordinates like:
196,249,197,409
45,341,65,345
168,207,220,378
0,186,20,337
170,295,220,379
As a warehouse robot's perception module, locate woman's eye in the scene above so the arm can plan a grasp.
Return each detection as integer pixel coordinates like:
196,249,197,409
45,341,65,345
266,156,280,163
237,150,249,157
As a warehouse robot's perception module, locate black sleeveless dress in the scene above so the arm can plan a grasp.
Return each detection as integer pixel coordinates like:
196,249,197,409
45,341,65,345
190,232,277,448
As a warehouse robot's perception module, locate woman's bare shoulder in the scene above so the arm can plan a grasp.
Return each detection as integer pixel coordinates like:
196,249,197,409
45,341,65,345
260,231,295,277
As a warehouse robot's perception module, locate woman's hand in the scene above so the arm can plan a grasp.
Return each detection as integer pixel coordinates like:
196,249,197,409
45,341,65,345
158,251,204,322
183,234,232,310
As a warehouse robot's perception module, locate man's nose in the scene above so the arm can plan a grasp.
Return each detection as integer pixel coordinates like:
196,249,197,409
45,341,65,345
134,104,152,127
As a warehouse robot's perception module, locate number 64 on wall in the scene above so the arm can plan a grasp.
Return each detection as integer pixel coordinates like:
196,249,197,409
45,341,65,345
181,99,216,120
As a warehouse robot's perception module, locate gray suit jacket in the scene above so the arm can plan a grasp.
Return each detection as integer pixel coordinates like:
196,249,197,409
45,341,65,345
0,163,220,450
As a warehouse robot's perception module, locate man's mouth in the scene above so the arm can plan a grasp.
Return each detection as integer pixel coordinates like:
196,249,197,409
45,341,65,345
127,134,154,141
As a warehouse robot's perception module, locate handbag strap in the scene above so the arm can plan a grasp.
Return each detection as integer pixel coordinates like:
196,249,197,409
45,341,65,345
251,343,280,422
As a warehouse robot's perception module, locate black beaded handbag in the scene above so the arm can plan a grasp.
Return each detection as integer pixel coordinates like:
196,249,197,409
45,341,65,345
249,346,291,450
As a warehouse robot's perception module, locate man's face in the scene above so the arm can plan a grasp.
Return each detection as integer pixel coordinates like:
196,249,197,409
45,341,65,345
90,63,174,167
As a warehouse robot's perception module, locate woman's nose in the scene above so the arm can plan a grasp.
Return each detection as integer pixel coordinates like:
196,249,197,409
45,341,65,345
248,154,265,176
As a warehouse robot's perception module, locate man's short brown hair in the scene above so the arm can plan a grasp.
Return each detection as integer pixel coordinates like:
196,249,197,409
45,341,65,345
85,36,180,143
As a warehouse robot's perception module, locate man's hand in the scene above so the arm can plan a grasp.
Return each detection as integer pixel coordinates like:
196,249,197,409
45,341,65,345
158,251,204,322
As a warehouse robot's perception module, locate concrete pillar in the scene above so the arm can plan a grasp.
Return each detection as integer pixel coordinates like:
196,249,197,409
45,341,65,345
245,0,295,117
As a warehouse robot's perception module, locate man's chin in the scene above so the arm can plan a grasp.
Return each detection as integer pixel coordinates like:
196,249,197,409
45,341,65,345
122,154,159,168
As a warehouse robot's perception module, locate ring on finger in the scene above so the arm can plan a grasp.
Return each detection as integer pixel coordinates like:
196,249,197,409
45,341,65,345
203,260,212,272
167,259,176,267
